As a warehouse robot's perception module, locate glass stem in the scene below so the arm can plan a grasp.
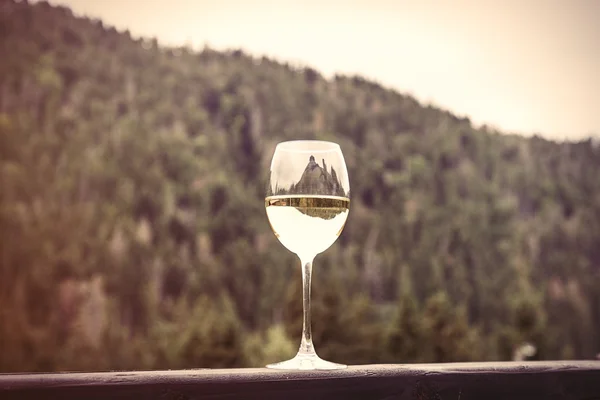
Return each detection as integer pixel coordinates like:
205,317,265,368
298,256,316,357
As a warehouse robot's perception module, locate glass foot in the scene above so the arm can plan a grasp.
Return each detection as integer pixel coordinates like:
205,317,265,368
267,354,347,370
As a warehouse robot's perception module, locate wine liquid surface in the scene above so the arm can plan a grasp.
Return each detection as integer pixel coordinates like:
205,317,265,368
265,195,350,258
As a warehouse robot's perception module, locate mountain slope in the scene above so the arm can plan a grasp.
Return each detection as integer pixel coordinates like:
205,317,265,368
1,0,599,371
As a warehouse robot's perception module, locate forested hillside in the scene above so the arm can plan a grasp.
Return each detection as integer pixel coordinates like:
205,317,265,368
1,0,599,371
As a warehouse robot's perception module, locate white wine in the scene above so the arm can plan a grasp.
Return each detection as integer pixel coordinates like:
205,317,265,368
265,195,350,258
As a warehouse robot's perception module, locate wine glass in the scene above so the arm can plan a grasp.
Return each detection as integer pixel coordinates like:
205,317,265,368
265,140,350,370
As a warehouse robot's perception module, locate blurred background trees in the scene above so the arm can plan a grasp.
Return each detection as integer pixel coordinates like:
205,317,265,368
1,0,599,371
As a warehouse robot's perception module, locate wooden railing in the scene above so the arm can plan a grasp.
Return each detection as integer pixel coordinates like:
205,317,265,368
1,361,599,399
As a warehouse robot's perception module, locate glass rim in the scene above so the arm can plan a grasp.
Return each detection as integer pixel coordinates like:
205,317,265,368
275,140,341,153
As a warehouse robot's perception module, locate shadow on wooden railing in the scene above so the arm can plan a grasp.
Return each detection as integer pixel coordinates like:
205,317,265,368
1,361,600,400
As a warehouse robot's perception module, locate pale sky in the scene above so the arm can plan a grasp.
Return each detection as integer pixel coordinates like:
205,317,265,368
50,0,600,140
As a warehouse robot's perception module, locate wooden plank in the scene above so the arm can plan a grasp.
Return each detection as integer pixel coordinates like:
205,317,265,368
1,361,599,400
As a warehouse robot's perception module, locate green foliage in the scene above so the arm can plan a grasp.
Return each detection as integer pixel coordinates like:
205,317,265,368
420,292,483,362
151,295,245,369
1,0,599,372
243,325,296,366
385,293,424,363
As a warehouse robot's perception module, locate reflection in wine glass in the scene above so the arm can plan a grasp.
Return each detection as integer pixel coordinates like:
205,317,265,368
265,140,350,370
